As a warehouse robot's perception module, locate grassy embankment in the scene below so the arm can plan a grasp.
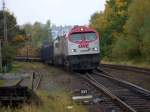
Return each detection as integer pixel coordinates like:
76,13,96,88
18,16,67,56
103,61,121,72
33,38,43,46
0,90,86,112
0,62,86,112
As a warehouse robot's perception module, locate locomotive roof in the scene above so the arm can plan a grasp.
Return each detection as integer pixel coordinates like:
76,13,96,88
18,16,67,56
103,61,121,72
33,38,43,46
54,25,97,41
70,26,97,34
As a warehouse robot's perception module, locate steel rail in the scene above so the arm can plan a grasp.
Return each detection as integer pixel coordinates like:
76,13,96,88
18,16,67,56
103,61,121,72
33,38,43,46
96,68,150,97
80,74,136,112
100,64,150,75
34,72,42,90
15,56,41,62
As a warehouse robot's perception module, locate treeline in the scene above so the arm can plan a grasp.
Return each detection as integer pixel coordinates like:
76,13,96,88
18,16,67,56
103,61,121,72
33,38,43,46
16,21,52,57
0,10,52,71
22,21,52,47
90,0,150,63
0,10,25,69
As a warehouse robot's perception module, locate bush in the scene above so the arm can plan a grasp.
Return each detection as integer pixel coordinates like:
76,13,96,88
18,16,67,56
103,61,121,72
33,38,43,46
2,44,16,66
111,37,128,60
140,34,150,62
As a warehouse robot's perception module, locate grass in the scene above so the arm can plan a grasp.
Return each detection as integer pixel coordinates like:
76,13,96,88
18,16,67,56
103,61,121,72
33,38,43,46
10,62,23,73
0,80,5,86
10,62,47,73
0,90,86,112
0,62,86,112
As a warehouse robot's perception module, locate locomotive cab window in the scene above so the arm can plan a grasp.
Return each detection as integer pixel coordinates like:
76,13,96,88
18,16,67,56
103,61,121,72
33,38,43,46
85,32,97,41
70,32,97,42
70,34,82,42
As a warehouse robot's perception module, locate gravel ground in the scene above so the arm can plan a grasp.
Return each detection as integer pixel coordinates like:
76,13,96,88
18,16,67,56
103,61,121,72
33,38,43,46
101,66,150,90
2,62,149,112
36,65,105,112
9,62,107,112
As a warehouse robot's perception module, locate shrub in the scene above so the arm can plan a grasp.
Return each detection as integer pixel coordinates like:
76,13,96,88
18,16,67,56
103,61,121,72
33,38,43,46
111,37,128,60
2,44,16,66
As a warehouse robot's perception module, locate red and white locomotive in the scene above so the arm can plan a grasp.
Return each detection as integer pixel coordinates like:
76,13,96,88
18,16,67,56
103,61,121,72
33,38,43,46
53,26,100,71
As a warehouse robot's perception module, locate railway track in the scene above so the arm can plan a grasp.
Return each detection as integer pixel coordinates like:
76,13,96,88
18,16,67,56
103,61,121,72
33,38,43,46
79,70,150,112
15,56,41,62
33,72,42,90
100,64,150,75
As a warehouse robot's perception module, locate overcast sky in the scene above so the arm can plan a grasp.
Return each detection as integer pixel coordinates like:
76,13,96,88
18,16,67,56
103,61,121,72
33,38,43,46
0,0,106,25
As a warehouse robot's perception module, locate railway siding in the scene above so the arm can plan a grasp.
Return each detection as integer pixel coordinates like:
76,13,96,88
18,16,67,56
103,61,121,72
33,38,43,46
99,64,150,91
83,70,150,112
100,64,150,75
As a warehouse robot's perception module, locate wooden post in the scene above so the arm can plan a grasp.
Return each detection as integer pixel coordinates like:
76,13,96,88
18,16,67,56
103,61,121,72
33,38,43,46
32,72,35,90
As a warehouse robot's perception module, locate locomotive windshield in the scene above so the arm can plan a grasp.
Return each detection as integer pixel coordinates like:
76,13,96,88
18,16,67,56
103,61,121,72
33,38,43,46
70,34,83,42
85,33,97,41
70,32,97,42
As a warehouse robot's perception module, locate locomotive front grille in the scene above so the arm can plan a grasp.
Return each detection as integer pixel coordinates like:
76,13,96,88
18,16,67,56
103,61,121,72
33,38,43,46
68,54,99,70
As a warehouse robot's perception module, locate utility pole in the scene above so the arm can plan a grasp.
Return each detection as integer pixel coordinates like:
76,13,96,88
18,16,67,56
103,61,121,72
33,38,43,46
3,0,8,44
0,0,7,72
0,40,2,72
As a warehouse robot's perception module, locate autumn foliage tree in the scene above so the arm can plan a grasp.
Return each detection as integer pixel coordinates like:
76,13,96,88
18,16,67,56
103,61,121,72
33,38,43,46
0,10,26,68
111,0,150,62
90,0,150,63
23,20,52,47
124,0,150,61
0,11,19,41
90,0,131,58
15,20,52,57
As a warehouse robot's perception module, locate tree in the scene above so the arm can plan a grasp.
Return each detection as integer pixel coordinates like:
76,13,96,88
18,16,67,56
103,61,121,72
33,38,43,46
14,35,27,42
0,10,18,42
90,0,131,58
0,10,28,69
124,0,150,61
23,20,52,47
2,44,15,66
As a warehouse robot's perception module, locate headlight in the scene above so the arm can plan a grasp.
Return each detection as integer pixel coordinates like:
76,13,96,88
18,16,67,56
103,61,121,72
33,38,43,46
72,49,76,52
93,48,98,51
80,28,84,31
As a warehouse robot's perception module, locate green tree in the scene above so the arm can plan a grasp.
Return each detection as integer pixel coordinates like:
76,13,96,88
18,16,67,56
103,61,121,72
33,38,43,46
90,0,131,59
2,44,15,66
0,10,18,41
23,20,52,47
124,0,150,62
0,10,27,69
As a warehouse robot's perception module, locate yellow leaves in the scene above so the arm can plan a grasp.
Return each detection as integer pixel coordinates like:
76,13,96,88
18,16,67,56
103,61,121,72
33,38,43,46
116,0,127,8
99,16,108,32
90,12,109,34
14,35,31,42
111,31,122,38
117,10,126,16
14,35,27,42
104,4,113,17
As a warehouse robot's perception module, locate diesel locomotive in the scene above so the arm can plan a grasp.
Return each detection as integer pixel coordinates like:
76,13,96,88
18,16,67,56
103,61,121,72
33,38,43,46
41,26,100,71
